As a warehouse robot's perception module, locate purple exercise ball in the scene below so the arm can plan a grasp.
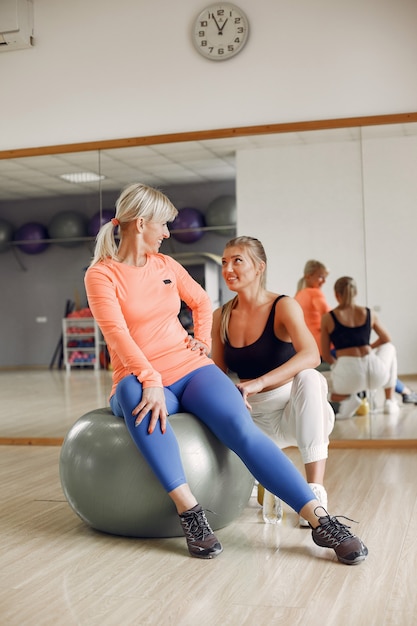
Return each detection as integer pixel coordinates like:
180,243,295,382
171,207,206,243
13,222,50,255
87,209,115,237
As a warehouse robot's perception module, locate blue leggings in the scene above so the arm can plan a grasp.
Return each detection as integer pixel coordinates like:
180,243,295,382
110,365,314,513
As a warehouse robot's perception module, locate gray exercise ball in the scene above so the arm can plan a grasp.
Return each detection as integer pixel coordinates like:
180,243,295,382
205,195,236,236
59,409,254,538
48,210,87,247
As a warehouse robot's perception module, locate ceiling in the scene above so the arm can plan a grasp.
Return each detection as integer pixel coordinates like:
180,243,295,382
0,122,416,203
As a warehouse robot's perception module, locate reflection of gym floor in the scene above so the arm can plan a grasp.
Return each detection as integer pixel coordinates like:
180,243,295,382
1,369,416,444
0,369,114,441
327,374,417,442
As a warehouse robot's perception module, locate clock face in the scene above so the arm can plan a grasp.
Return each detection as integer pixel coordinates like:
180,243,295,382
193,3,249,61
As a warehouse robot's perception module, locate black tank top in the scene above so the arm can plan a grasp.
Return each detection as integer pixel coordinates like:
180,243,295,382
223,295,296,379
329,308,371,350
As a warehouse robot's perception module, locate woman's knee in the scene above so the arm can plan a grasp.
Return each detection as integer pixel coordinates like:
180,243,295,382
116,375,143,414
294,368,321,383
293,368,326,395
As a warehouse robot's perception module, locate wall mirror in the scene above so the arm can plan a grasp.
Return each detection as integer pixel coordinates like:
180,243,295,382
1,112,417,445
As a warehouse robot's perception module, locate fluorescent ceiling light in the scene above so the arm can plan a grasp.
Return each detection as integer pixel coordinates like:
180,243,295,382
60,172,105,183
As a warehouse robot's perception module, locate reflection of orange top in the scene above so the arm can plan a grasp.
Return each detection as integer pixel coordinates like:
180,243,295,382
295,287,330,353
84,255,214,398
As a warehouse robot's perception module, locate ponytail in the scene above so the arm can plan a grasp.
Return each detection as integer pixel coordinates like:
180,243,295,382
219,296,238,343
89,221,120,266
334,276,357,306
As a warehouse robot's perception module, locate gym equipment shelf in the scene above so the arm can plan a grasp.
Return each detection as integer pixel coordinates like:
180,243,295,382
62,318,101,373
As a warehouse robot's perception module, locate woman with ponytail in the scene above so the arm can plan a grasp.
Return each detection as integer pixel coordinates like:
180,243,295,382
84,186,368,565
321,276,399,418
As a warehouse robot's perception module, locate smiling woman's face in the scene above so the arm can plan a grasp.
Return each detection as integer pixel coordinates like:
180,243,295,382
221,245,263,292
306,268,328,289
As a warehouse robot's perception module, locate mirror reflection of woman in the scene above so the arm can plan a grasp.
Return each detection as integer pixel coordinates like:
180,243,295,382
321,276,399,419
296,261,417,409
212,236,336,527
295,259,330,354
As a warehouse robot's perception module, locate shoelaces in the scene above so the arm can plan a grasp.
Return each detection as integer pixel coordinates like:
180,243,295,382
181,509,214,541
315,510,358,545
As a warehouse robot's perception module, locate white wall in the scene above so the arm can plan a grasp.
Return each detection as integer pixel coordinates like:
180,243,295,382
362,132,417,374
1,0,417,150
236,138,366,298
236,131,417,373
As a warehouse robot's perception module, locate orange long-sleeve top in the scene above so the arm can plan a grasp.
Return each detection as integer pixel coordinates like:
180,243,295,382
295,287,330,354
84,254,214,398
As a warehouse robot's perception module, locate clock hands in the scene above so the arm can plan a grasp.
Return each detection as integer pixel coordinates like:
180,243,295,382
212,14,228,35
212,15,221,30
219,18,228,32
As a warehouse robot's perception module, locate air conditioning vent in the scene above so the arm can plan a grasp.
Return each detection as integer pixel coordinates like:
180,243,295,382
0,0,34,52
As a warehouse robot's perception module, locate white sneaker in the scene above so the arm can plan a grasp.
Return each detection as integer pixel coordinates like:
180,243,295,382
336,395,362,419
384,399,400,415
300,483,328,527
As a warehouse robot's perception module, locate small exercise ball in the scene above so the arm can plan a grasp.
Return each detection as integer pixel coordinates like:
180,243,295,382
0,218,13,253
48,210,87,247
87,209,115,237
60,409,254,538
13,221,49,255
205,195,236,236
171,207,206,243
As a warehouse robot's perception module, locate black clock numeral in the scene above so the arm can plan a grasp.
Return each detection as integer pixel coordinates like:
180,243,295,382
198,30,206,38
201,40,208,47
199,20,208,27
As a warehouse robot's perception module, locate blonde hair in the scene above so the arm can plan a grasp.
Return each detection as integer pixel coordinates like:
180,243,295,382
296,259,329,292
334,276,357,307
220,236,267,343
89,183,178,266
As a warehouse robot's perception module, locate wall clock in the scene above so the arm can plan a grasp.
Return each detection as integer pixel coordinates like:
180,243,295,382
192,3,249,61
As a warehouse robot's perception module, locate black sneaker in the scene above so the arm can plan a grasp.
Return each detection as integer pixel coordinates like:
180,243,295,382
310,507,368,565
402,391,417,404
179,504,223,559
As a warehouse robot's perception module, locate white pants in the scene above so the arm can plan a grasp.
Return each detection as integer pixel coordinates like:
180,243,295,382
249,369,335,465
331,342,397,395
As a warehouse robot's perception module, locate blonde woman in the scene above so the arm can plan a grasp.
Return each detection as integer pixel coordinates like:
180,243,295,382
297,262,416,405
321,276,399,418
295,260,330,355
212,237,366,563
85,190,367,565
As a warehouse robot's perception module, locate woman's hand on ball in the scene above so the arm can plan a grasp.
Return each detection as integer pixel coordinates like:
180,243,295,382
133,387,168,434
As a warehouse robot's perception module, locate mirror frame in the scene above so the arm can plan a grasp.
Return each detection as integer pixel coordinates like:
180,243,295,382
2,112,417,161
2,111,417,448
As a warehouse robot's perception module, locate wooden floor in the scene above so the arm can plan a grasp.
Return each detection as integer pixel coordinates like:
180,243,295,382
1,370,417,624
2,445,417,625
